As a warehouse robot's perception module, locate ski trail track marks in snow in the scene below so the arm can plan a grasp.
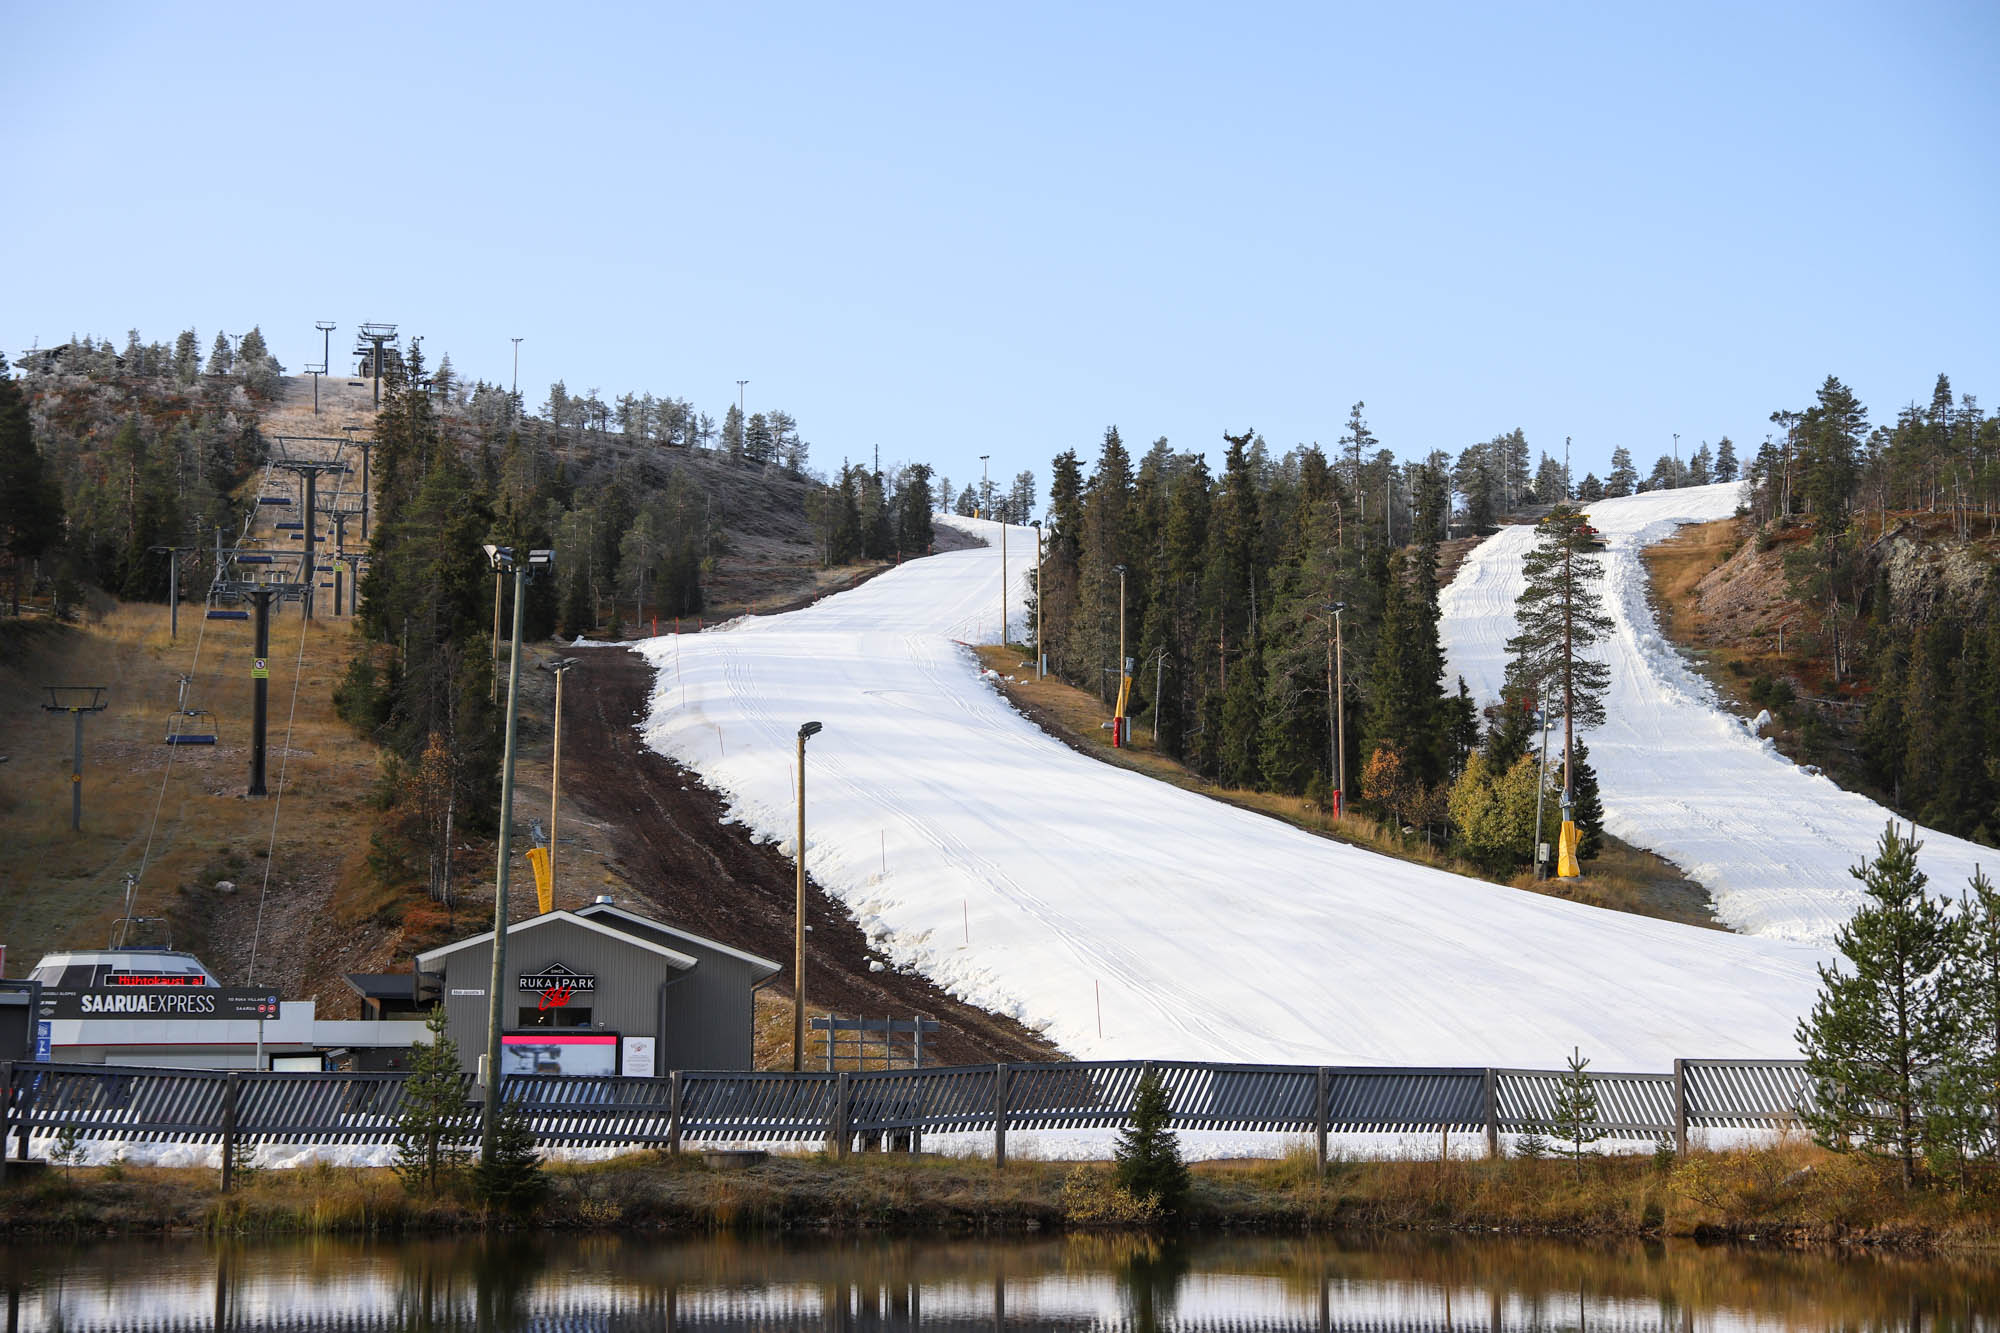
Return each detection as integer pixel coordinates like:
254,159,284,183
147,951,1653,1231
1439,482,1995,947
636,515,1826,1069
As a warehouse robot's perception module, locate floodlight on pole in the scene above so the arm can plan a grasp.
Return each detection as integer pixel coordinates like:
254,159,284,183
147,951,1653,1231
1325,602,1346,818
792,720,824,1072
511,337,523,398
1031,520,1044,677
979,455,990,520
1113,564,1128,745
541,656,580,911
480,543,554,1164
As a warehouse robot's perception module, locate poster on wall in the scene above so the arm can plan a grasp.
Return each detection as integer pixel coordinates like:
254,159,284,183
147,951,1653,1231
621,1036,656,1079
500,1031,618,1077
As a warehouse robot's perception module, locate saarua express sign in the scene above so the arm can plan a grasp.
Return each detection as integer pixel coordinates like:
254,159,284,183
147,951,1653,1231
38,987,282,1021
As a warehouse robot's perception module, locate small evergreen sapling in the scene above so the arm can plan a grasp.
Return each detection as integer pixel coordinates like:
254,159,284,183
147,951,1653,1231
1550,1047,1605,1176
1114,1067,1190,1215
472,1102,547,1216
394,1006,471,1195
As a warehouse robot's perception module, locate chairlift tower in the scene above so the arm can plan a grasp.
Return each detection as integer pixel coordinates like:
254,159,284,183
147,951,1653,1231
317,501,366,614
356,323,398,406
42,687,109,831
314,321,336,388
272,456,350,620
212,573,308,797
304,362,327,415
147,543,203,640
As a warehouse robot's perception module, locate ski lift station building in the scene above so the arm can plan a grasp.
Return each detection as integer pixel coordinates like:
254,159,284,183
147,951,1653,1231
408,898,783,1077
16,948,430,1070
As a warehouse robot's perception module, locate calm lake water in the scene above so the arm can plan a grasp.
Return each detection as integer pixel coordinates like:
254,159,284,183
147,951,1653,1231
2,1232,1994,1332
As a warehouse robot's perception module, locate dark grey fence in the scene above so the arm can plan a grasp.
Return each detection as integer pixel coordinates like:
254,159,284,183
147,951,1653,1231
0,1057,1814,1177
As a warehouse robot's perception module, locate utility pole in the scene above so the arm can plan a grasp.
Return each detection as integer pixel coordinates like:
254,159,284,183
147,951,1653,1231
1031,520,1044,677
792,720,823,1072
1113,563,1128,745
42,687,108,831
1326,602,1346,818
543,657,579,910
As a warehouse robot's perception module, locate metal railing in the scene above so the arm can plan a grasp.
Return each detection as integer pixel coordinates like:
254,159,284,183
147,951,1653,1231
0,1056,1814,1177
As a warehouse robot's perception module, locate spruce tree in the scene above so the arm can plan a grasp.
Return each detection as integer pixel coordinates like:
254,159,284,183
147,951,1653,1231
1714,436,1739,482
1549,1047,1605,1176
395,1007,472,1195
472,1102,548,1215
1795,824,1960,1188
207,331,233,376
1555,740,1605,861
1604,447,1638,498
1114,1067,1189,1214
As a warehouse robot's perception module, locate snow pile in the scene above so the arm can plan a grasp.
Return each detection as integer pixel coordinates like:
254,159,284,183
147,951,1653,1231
1440,483,1996,946
634,514,1825,1070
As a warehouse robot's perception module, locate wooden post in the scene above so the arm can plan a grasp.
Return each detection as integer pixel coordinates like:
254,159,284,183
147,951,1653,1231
1673,1059,1689,1155
1314,1067,1329,1173
992,1064,1009,1168
0,1060,12,1185
667,1070,683,1155
833,1071,850,1160
1483,1068,1500,1159
220,1072,241,1194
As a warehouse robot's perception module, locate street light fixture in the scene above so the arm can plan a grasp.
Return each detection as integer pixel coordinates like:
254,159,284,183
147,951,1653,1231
1030,520,1044,678
479,544,556,1163
1324,602,1346,819
540,656,580,912
792,720,824,1072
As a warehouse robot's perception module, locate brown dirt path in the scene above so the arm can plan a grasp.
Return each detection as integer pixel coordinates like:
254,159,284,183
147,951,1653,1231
557,647,1059,1067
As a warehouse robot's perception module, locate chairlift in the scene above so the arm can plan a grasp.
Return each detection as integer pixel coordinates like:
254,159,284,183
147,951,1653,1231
205,609,250,620
257,496,294,507
165,709,217,746
274,521,305,531
237,554,274,565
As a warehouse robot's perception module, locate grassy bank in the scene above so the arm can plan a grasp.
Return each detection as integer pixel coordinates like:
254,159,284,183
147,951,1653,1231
973,646,1721,930
6,1140,1997,1251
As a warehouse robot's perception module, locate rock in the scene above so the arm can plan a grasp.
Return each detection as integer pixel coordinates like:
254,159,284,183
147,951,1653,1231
215,880,236,894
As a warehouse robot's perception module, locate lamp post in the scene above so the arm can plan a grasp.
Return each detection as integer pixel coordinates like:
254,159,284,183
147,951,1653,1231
792,720,824,1072
736,380,749,455
1031,520,1044,677
1113,564,1128,745
1532,682,1554,879
541,656,579,911
489,567,505,704
979,455,990,520
511,337,523,398
1325,603,1346,818
480,545,555,1162
1672,432,1680,488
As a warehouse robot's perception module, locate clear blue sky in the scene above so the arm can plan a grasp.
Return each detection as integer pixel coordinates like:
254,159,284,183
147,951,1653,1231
8,2,1996,494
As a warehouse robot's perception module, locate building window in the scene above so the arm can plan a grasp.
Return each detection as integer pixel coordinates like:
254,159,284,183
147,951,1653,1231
517,1005,593,1028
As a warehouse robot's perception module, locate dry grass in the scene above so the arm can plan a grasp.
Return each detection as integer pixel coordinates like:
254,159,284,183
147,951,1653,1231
0,603,387,996
974,647,1719,928
8,1142,2000,1248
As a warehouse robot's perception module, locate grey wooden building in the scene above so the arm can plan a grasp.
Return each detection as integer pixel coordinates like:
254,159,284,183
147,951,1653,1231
413,897,782,1075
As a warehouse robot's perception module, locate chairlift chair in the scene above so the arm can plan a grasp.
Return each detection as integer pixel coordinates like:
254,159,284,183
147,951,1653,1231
165,708,217,746
274,521,305,531
257,495,294,507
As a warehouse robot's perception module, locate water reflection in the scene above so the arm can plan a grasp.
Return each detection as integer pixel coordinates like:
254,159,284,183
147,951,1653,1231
3,1231,1995,1331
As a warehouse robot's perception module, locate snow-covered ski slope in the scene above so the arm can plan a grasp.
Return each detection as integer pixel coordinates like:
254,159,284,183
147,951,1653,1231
635,515,1824,1069
1440,483,1996,947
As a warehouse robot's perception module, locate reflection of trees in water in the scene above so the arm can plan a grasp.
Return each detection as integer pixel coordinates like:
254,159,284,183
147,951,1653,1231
1115,1237,1191,1333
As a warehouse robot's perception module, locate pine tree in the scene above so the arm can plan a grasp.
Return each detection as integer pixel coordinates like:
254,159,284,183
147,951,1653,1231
207,331,234,376
1503,503,1613,858
1930,868,2000,1187
395,1007,472,1195
1795,824,1960,1188
1549,1047,1605,1176
1113,1067,1189,1214
1605,447,1638,498
896,462,935,553
1688,442,1713,486
1576,472,1605,501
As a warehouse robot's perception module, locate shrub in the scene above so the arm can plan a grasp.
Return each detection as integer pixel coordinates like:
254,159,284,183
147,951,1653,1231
1060,1165,1161,1225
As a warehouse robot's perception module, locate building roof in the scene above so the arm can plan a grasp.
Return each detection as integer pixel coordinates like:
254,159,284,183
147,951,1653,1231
414,909,701,971
573,901,784,981
342,973,418,1000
